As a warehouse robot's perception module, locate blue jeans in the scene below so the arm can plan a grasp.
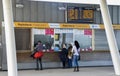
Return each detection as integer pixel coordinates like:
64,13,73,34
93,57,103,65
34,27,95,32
73,55,79,67
68,59,72,68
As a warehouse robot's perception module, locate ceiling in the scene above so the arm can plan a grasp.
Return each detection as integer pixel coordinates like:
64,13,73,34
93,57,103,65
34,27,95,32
27,0,120,6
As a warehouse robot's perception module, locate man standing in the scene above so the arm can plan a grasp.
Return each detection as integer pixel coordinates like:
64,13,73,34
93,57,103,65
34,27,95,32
34,41,43,70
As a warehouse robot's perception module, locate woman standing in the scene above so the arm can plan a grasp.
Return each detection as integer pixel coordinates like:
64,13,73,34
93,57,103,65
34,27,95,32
72,41,80,72
67,44,73,68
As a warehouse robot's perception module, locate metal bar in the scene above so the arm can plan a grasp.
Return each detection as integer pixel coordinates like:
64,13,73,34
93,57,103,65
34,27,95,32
99,0,120,75
2,0,18,76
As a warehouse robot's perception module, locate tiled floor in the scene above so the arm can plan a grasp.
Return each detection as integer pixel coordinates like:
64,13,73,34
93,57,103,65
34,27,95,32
0,67,116,76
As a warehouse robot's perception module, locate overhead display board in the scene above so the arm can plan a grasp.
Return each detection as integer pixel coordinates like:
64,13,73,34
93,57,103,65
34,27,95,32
67,7,94,23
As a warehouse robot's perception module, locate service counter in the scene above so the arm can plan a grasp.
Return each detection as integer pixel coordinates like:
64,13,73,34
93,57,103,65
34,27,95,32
16,50,112,69
2,50,113,70
17,51,61,63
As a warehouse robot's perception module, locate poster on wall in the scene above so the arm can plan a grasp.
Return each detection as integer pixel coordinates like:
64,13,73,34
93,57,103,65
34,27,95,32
45,28,54,35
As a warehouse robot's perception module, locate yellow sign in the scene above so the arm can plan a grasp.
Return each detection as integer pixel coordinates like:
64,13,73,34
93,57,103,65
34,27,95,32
14,22,49,28
99,24,120,29
60,23,90,29
113,25,120,29
14,22,120,30
99,24,104,29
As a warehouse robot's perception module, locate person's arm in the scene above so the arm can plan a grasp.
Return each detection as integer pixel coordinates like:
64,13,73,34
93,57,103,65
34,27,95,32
78,48,80,52
71,46,74,53
34,45,38,51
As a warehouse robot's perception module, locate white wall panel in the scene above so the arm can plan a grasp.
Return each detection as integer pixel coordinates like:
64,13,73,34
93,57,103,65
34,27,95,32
51,3,58,22
57,3,65,22
15,1,24,21
30,2,38,22
12,0,16,21
44,2,52,22
95,30,120,50
95,11,101,24
115,30,120,50
108,6,113,24
95,30,109,50
38,2,45,22
113,6,118,24
23,1,31,21
119,7,120,24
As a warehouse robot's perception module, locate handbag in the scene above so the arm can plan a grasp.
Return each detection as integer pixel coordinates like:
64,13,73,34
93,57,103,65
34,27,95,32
78,55,81,61
76,48,80,61
34,51,43,59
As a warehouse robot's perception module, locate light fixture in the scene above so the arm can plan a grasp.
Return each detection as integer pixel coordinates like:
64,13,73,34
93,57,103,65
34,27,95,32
16,3,24,8
96,7,100,11
58,7,66,10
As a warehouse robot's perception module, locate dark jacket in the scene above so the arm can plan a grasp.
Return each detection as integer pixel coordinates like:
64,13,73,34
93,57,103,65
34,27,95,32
59,48,68,62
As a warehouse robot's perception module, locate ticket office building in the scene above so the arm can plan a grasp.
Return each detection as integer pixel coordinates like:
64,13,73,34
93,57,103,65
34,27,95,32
1,1,120,70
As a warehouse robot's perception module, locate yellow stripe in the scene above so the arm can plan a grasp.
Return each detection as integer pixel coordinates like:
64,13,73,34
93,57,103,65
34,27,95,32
113,25,120,29
60,23,90,29
14,22,120,29
99,24,120,29
14,22,49,28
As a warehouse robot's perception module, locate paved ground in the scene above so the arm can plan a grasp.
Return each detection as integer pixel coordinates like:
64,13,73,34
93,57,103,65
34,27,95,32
0,67,118,76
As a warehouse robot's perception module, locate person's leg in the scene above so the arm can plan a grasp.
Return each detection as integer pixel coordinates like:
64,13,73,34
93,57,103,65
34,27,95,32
36,59,39,70
63,61,66,68
39,58,43,70
76,56,79,71
68,59,70,68
73,55,77,71
70,59,72,68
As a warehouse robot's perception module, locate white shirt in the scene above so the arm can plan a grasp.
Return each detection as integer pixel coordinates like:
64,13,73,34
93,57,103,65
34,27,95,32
72,45,80,56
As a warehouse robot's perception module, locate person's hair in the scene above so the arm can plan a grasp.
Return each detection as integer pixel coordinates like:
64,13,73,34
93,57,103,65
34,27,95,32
38,41,41,43
61,43,66,48
74,40,80,49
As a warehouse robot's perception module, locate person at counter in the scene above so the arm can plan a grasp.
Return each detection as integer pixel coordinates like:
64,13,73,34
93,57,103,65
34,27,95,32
34,41,44,70
54,44,60,52
67,43,73,68
72,40,80,72
59,43,68,68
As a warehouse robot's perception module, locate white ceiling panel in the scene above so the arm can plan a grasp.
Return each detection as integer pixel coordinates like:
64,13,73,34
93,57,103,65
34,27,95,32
28,0,120,6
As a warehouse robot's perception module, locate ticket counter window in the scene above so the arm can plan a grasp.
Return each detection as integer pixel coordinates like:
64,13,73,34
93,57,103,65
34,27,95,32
33,28,54,52
74,29,92,51
33,28,92,52
34,35,54,51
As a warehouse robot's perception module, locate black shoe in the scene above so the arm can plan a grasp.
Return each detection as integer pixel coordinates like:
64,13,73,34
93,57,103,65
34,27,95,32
73,67,76,72
73,70,76,72
35,68,39,70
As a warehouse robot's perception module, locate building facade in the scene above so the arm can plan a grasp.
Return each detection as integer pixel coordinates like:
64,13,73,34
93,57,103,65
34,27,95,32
0,0,120,70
